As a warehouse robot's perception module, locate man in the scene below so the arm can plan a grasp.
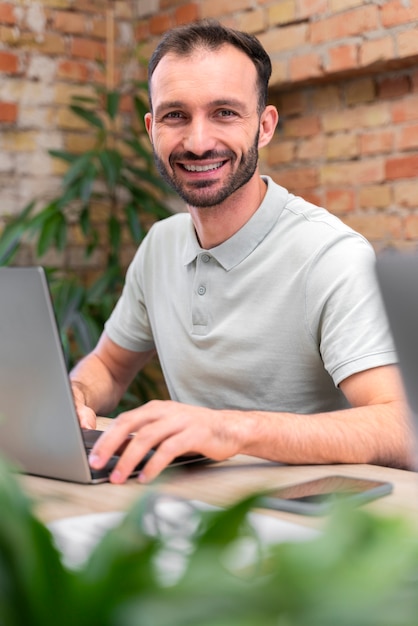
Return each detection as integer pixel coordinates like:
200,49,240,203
70,20,414,484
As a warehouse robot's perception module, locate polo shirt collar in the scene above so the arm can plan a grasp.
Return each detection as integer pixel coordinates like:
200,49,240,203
183,176,288,271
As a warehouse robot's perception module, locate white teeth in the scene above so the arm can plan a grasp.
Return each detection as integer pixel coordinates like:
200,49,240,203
183,162,223,172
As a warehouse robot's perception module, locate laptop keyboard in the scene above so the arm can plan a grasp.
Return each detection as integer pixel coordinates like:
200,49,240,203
81,428,210,479
81,429,153,478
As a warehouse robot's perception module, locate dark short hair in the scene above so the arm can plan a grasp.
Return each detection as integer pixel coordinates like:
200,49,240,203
148,20,272,114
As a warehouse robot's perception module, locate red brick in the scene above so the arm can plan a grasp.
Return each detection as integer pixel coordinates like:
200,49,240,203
0,101,17,122
54,10,86,34
70,37,106,61
259,24,308,55
299,0,327,19
381,0,418,28
360,130,394,155
378,75,410,100
343,214,402,242
359,184,392,209
310,6,379,44
321,159,384,185
297,135,325,160
385,155,418,180
397,28,418,59
72,0,100,13
289,52,322,82
0,2,15,24
326,189,356,214
161,0,188,8
0,50,18,73
283,114,321,138
360,36,394,68
404,215,418,239
150,13,173,35
175,3,199,24
399,124,418,151
391,95,418,123
57,60,89,82
394,181,418,208
303,191,322,206
312,85,341,110
236,8,265,34
274,91,305,116
345,79,375,106
267,140,296,165
273,167,319,190
326,133,359,160
200,0,252,18
90,17,107,40
327,44,358,73
134,19,150,43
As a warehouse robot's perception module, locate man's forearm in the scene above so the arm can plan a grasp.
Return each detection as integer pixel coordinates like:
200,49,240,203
238,401,415,470
70,353,124,415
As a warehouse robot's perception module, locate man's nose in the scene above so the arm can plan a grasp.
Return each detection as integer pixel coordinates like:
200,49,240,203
183,117,216,155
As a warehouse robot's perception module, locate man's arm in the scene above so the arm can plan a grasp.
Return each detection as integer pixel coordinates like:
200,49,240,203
69,331,156,429
87,363,416,484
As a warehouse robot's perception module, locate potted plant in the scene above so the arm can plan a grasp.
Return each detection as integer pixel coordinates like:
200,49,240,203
1,454,418,625
0,80,173,409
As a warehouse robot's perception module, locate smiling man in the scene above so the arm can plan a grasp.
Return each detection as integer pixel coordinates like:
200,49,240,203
70,20,414,483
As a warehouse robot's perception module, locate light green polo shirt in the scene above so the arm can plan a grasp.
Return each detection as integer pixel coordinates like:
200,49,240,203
105,177,397,414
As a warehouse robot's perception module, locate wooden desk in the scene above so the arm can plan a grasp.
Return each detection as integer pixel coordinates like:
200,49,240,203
16,418,418,529
18,459,418,530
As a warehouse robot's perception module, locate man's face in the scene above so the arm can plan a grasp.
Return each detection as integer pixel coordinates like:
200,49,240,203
145,45,263,208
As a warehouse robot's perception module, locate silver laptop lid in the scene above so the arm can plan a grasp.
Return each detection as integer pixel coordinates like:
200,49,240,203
375,252,418,418
0,266,92,483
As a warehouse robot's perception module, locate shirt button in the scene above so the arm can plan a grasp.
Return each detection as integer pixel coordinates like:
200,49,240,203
201,254,210,263
197,285,206,295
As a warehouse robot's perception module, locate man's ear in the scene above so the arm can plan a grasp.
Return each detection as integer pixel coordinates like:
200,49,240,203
258,105,279,149
144,112,153,143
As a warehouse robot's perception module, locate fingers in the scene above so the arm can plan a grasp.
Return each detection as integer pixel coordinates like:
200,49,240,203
88,401,236,485
136,433,193,483
89,405,184,484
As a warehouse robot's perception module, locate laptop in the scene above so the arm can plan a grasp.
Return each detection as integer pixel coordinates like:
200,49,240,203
375,251,418,420
0,266,206,483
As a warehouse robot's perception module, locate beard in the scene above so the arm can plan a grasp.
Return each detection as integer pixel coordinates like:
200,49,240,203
152,130,260,208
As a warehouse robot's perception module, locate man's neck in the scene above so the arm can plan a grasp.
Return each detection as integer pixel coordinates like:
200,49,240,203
188,175,268,249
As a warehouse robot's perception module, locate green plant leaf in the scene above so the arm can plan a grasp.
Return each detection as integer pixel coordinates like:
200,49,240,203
0,201,36,265
124,202,143,243
26,201,59,232
70,104,104,130
71,95,98,104
106,91,120,120
48,149,79,164
133,94,149,132
86,266,121,302
37,212,66,257
123,137,153,164
99,150,123,191
63,152,95,188
108,214,121,252
0,458,77,625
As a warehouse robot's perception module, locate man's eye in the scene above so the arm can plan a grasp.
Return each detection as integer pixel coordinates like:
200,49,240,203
165,111,184,119
218,110,237,118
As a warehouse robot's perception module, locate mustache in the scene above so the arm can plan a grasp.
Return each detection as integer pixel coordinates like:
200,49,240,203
170,149,235,163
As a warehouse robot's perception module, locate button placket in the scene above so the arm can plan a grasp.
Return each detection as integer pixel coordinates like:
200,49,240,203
191,253,212,334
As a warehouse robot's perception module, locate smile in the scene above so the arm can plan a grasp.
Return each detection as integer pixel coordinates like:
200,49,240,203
182,161,225,172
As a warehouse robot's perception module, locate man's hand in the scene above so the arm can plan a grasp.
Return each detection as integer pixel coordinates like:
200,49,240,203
88,400,249,484
71,382,97,430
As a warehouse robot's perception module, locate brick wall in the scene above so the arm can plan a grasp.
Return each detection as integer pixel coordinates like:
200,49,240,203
1,0,418,260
